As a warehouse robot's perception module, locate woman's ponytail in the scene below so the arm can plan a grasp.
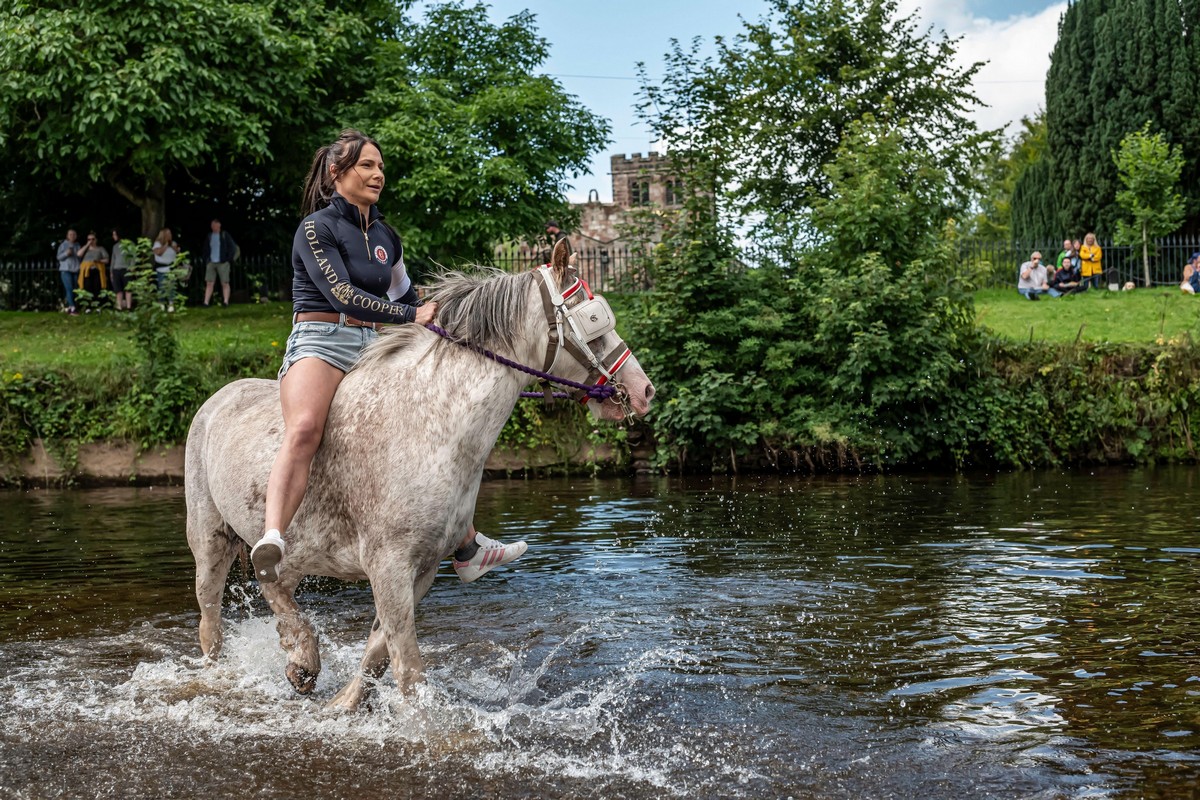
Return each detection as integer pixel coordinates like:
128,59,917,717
300,145,333,217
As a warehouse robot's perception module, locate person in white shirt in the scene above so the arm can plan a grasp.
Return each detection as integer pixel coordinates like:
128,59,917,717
1017,251,1055,300
152,227,180,312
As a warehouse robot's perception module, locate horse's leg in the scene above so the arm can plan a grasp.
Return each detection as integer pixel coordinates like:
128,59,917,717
187,505,240,660
372,562,435,695
259,579,321,694
327,564,438,711
326,614,388,711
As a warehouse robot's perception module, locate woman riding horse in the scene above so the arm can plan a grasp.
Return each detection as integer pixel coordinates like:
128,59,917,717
251,129,526,585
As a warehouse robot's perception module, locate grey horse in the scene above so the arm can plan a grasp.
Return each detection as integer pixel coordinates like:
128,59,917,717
184,254,655,711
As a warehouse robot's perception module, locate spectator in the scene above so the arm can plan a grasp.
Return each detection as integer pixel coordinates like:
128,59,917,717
55,228,81,315
1055,238,1074,270
1180,252,1200,294
76,230,110,311
152,226,180,312
1079,232,1103,290
1018,251,1055,300
199,218,239,308
1070,239,1083,273
540,219,573,265
110,229,133,311
1050,254,1083,294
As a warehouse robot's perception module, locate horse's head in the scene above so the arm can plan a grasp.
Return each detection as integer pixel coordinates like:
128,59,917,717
540,240,655,422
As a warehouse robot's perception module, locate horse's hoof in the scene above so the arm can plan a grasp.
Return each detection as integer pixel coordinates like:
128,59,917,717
286,663,318,694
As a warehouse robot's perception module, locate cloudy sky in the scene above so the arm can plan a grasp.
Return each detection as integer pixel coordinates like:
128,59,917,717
457,0,1067,202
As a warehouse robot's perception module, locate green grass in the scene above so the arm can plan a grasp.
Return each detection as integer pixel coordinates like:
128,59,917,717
3,289,1195,376
0,302,294,375
974,286,1200,343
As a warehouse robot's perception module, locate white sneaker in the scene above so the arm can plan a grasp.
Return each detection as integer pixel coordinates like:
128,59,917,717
453,532,527,583
251,529,286,583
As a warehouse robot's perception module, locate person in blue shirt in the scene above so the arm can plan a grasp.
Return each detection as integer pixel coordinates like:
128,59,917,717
199,219,238,307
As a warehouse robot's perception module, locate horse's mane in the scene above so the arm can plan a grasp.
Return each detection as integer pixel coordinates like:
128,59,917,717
353,268,537,372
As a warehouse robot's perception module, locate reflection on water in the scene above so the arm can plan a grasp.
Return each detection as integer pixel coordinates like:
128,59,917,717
0,468,1198,798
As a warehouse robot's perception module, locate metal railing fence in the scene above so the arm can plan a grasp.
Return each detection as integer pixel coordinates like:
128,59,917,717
0,255,293,311
961,234,1200,289
14,235,1187,310
487,242,652,292
0,244,653,311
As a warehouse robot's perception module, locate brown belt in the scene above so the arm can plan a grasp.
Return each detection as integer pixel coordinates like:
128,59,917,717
294,311,382,331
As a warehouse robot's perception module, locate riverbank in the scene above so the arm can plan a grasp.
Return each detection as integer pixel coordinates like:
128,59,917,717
0,437,631,487
3,294,1200,482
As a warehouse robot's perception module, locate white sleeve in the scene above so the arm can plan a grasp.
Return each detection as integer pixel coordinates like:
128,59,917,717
386,246,412,301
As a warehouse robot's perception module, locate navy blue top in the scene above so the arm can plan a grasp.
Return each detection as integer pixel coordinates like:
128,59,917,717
291,193,418,323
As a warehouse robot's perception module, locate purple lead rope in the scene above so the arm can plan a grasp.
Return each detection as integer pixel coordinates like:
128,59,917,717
424,323,617,401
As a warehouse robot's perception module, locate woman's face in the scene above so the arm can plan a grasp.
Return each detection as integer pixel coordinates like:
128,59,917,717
334,143,385,209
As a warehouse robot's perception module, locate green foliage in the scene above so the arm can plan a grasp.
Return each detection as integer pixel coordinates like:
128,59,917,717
974,337,1200,467
627,107,986,471
0,1,609,267
1112,124,1186,285
354,3,610,266
978,113,1048,239
637,0,997,256
0,0,373,236
1033,0,1200,237
107,238,206,444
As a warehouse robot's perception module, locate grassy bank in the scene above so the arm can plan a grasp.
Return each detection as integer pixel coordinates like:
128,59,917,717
3,291,1200,480
974,286,1200,343
0,303,292,375
0,301,632,483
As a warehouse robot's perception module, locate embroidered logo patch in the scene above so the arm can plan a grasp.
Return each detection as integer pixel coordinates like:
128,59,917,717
374,245,389,264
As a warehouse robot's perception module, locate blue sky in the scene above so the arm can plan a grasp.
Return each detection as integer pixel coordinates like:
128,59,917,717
420,1,1066,202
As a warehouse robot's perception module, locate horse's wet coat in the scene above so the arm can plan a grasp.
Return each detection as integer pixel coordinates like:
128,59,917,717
184,256,653,710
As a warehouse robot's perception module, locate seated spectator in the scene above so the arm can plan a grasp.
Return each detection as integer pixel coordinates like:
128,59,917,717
1180,252,1200,294
1049,256,1083,294
1017,251,1056,300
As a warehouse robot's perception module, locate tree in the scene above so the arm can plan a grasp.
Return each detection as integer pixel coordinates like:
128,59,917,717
636,0,997,253
0,1,610,267
1031,0,1200,237
347,4,610,266
1112,124,1185,286
0,0,376,236
973,113,1048,239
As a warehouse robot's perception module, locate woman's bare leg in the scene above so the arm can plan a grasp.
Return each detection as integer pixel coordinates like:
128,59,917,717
264,358,345,536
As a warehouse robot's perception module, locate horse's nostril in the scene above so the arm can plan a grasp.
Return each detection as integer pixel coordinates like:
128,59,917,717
645,383,656,402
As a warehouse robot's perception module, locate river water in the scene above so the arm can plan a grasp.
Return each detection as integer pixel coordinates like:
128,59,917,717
0,469,1197,798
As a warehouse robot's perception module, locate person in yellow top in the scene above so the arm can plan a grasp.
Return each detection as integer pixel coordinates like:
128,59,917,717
1079,232,1103,290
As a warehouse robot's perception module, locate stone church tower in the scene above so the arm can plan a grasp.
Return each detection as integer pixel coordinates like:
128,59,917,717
575,152,682,244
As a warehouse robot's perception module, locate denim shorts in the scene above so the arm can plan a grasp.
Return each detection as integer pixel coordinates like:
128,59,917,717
277,317,378,380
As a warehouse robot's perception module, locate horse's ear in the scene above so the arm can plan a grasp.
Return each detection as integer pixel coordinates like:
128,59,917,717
551,238,571,276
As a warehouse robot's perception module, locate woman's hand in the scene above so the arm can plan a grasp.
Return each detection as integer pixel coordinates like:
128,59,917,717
413,301,438,326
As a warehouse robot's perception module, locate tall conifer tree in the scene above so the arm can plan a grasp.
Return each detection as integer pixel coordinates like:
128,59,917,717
1021,0,1200,239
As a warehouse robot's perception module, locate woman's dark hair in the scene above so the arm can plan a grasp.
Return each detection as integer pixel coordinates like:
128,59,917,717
300,129,382,216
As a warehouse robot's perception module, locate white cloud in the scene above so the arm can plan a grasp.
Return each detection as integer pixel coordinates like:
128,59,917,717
898,0,1066,136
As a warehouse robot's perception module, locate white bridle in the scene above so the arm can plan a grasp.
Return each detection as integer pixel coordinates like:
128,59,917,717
534,265,634,404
